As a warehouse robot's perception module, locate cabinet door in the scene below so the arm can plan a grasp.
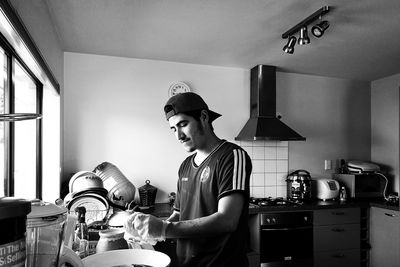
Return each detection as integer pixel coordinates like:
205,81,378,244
314,208,360,225
369,207,400,267
314,224,360,251
314,249,360,267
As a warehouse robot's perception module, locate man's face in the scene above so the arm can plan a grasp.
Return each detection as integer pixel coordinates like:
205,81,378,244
168,113,206,152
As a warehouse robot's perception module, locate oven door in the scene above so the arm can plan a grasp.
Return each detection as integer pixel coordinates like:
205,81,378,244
260,225,313,267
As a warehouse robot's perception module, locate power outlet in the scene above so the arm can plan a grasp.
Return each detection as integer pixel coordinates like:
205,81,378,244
324,160,332,170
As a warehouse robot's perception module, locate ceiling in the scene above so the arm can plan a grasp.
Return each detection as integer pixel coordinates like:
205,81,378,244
44,0,400,81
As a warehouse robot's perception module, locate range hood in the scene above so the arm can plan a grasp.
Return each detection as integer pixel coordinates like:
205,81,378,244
235,65,306,141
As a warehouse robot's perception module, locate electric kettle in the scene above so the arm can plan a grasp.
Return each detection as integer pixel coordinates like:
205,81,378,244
26,199,84,267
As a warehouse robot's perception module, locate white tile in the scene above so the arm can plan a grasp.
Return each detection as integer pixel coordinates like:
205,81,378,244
277,141,288,147
265,141,277,147
253,141,264,147
264,146,277,159
276,185,287,198
240,141,253,147
251,187,265,198
252,173,264,186
252,160,264,173
265,160,277,173
277,147,288,160
242,146,253,158
252,146,264,159
276,160,288,173
265,173,277,186
264,186,277,198
276,172,288,185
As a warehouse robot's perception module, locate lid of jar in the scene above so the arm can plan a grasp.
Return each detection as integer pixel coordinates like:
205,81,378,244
27,199,67,219
139,180,157,191
0,197,31,220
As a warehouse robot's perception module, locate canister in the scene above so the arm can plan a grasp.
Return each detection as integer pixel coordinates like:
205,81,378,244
0,197,31,267
138,180,158,207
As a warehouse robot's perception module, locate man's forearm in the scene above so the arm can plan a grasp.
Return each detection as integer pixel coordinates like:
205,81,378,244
165,211,235,239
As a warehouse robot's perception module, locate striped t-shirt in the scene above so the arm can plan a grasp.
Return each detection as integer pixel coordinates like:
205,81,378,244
174,140,252,267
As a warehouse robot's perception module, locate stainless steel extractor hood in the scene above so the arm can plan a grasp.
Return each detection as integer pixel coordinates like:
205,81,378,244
235,65,306,141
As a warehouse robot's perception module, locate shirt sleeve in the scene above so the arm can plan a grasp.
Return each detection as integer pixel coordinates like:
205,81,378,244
217,148,252,199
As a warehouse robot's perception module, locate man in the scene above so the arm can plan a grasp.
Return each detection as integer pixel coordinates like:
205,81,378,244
126,92,252,267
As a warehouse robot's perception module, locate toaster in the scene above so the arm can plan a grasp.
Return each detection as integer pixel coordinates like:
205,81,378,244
312,178,340,201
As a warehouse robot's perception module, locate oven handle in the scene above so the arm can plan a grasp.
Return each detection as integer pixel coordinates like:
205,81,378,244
261,226,312,231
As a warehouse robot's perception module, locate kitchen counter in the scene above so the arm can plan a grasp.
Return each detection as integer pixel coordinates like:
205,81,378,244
248,198,399,214
150,199,399,217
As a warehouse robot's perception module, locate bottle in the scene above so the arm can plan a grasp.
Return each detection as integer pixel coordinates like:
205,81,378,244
74,206,89,258
339,186,347,202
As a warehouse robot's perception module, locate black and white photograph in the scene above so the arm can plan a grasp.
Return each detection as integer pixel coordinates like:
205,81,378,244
0,1,399,266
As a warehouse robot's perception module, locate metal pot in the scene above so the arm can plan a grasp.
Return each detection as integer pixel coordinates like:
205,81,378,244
286,169,312,200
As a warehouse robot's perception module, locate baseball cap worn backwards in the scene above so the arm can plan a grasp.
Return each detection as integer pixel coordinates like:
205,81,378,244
164,92,221,121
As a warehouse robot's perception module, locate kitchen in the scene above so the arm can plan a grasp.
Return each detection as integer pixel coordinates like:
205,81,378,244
0,0,399,266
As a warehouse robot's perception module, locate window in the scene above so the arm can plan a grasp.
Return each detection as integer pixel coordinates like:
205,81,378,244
0,2,60,201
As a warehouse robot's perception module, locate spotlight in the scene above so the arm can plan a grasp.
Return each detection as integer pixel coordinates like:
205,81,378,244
283,36,297,54
298,26,310,45
311,20,330,37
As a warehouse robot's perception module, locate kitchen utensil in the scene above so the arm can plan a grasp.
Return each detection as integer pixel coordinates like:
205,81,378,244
26,199,83,267
311,178,340,201
95,228,129,254
93,162,136,208
0,197,31,267
138,180,158,207
286,169,312,201
82,249,171,267
69,171,108,196
68,193,109,225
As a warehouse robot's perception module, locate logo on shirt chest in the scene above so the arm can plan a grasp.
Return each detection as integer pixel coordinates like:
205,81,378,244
200,166,210,182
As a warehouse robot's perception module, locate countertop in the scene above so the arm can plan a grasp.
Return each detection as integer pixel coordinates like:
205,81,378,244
149,199,399,217
248,198,399,214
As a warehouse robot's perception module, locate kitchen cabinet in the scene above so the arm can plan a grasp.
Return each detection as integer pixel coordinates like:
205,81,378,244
369,206,400,267
313,207,361,267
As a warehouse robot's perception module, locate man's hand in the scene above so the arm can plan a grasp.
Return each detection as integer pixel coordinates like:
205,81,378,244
125,212,169,242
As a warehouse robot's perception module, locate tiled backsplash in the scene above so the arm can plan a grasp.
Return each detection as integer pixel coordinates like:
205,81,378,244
234,140,289,198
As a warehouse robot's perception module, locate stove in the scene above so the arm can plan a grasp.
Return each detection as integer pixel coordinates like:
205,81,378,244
249,197,304,208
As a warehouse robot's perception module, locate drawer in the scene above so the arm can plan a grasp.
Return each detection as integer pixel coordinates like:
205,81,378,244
314,208,360,225
314,249,360,267
314,224,360,251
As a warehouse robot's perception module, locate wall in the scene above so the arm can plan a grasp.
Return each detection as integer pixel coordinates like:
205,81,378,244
10,0,64,88
371,74,400,193
64,52,371,202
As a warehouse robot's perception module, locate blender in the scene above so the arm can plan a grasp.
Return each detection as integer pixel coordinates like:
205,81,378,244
26,199,83,267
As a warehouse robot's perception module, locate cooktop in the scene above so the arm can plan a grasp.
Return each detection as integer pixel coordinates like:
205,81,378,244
249,197,304,208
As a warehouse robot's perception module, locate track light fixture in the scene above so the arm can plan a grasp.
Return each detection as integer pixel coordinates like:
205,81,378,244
311,20,330,38
298,26,310,45
283,36,297,54
282,6,331,54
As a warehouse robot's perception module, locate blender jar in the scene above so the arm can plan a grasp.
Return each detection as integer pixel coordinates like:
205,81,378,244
26,199,82,267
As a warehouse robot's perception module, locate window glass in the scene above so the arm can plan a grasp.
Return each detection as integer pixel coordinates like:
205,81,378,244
13,60,37,199
0,48,5,197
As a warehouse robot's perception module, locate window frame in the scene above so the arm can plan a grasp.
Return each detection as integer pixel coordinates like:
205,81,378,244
0,0,59,199
0,33,43,198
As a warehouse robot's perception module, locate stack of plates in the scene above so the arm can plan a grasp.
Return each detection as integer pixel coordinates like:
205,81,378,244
346,160,380,173
64,171,110,225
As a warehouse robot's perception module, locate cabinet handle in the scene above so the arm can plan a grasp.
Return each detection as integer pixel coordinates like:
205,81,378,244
332,253,345,258
384,213,397,217
331,228,345,232
332,211,345,215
